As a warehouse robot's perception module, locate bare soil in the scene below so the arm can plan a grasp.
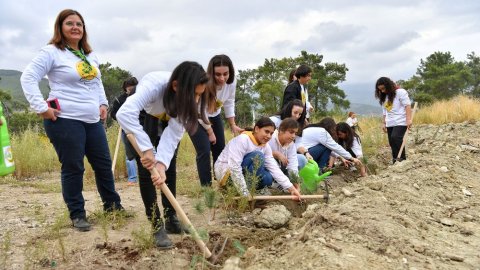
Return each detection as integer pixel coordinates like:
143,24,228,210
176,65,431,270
1,121,479,270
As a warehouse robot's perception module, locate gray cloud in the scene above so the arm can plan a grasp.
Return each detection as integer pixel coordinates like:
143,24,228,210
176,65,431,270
1,0,478,102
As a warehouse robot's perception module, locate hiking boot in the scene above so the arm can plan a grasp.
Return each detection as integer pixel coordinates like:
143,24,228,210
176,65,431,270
165,214,188,234
153,228,173,249
72,217,91,232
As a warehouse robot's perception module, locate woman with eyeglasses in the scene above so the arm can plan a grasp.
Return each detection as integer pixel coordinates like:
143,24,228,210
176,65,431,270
21,9,123,232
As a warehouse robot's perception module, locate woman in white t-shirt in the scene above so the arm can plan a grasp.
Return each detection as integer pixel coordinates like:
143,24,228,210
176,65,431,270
189,55,244,187
375,77,412,163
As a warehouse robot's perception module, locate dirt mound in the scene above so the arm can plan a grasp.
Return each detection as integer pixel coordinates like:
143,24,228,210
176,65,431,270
239,121,480,269
1,121,479,269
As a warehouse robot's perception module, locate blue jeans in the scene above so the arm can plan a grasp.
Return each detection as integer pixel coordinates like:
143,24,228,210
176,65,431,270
44,118,122,219
126,158,137,182
241,151,273,189
297,154,307,170
308,144,332,169
189,114,226,186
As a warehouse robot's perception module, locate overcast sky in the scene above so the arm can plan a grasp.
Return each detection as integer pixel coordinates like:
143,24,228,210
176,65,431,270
1,0,479,105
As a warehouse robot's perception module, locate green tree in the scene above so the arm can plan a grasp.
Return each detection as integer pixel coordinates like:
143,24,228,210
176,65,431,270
99,62,132,104
237,51,349,119
235,69,257,127
404,51,470,103
466,52,480,97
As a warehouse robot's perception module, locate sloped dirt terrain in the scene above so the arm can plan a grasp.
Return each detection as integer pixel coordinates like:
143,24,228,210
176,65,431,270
1,121,479,269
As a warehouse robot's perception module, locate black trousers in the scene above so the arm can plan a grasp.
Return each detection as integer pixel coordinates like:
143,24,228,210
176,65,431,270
135,148,177,228
387,126,408,162
189,114,226,186
135,114,178,228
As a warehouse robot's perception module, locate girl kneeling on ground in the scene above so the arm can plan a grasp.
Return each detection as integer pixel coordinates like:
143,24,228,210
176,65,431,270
328,122,367,177
214,117,301,199
301,117,360,171
268,118,304,188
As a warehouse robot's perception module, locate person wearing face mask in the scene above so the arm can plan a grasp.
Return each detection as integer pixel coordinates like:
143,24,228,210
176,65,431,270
21,9,123,232
214,117,301,199
189,55,244,187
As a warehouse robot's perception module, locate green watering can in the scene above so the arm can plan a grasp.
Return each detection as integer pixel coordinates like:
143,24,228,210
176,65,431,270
299,159,332,192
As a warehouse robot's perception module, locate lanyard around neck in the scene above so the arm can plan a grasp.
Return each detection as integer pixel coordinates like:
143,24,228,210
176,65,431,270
66,45,91,66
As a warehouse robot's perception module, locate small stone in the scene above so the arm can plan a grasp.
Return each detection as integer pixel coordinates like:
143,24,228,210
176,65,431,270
439,166,449,173
341,188,354,197
413,183,420,190
463,214,474,222
462,188,473,196
223,256,241,270
446,254,465,262
440,218,454,226
366,181,383,191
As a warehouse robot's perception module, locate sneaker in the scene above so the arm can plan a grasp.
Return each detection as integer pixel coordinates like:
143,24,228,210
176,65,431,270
153,227,173,249
72,217,91,232
127,181,137,186
165,214,189,234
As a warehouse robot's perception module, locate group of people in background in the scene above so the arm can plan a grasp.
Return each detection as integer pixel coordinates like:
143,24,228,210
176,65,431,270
19,8,412,249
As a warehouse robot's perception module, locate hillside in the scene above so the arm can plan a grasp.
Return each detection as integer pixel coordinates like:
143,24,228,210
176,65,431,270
1,121,479,269
348,102,381,115
0,69,50,104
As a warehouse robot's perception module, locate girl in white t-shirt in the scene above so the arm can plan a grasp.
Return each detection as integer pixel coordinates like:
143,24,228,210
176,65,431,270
375,77,412,163
189,55,244,187
214,117,301,199
329,122,367,177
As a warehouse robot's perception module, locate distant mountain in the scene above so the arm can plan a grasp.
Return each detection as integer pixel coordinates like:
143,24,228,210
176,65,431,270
348,102,382,116
0,69,50,104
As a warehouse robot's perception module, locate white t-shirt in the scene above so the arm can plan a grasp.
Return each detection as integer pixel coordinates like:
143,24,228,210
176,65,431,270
382,88,411,127
116,71,185,169
21,45,108,123
209,81,236,118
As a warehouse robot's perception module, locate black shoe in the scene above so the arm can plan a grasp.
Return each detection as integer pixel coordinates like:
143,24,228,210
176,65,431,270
72,217,91,232
165,214,189,234
104,202,124,213
153,228,173,249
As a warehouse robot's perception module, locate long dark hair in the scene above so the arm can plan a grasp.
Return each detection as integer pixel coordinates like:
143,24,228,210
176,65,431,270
336,122,360,150
206,54,235,113
163,61,209,134
304,117,338,141
277,99,304,133
375,77,397,105
49,9,92,54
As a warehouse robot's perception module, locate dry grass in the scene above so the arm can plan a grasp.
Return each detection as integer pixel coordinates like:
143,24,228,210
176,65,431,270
414,95,480,125
10,126,59,178
8,95,479,191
